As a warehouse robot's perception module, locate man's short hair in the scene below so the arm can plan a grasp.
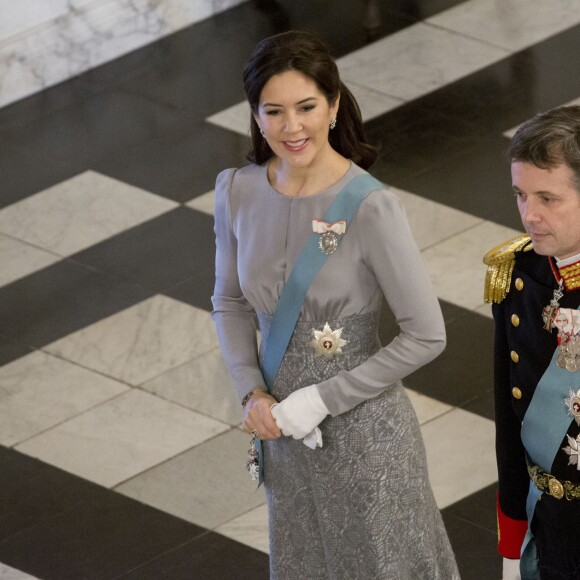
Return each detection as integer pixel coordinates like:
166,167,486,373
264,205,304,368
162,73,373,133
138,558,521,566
508,105,580,192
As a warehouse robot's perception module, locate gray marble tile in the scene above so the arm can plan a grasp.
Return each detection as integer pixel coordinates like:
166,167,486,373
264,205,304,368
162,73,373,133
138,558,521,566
116,428,266,529
206,102,252,138
215,504,269,554
185,189,215,216
0,564,40,580
0,171,177,256
405,388,453,425
0,233,61,287
0,0,247,107
338,23,509,102
15,388,229,488
392,186,483,251
421,221,522,311
421,407,497,509
44,295,219,386
428,0,580,52
141,347,243,426
0,350,128,447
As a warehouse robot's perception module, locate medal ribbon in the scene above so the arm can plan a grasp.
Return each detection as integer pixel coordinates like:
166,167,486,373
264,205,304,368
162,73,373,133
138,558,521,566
256,173,382,485
519,309,580,579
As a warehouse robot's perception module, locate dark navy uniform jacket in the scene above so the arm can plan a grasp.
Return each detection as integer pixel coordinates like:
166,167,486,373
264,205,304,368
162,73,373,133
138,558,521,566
492,243,580,558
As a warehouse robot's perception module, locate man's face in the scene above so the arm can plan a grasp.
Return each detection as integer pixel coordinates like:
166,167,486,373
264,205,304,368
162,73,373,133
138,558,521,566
512,161,580,259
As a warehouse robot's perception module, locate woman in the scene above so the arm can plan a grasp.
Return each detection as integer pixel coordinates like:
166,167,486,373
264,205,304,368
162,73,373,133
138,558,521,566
212,30,459,579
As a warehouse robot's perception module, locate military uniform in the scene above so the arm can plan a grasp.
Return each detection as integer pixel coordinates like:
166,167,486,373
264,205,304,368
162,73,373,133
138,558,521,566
485,235,580,578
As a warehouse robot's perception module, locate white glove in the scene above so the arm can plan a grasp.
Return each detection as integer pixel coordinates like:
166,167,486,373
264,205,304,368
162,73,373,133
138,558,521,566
502,558,521,580
303,427,323,449
271,385,329,440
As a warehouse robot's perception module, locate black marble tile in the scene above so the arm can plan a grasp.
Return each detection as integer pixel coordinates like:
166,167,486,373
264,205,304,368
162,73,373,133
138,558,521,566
0,333,34,366
444,483,498,534
164,275,213,311
442,484,502,580
0,259,151,349
0,456,206,580
94,123,249,201
2,89,193,170
442,511,501,580
0,141,82,210
118,531,270,580
463,387,496,422
366,104,481,187
380,303,495,414
0,446,109,542
72,207,215,311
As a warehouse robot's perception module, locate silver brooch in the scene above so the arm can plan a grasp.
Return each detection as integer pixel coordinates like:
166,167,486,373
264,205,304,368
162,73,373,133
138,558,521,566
318,232,339,255
310,323,348,358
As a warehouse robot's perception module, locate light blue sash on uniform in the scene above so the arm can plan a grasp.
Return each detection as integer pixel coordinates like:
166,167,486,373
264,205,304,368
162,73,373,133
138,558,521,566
256,173,382,485
519,338,580,579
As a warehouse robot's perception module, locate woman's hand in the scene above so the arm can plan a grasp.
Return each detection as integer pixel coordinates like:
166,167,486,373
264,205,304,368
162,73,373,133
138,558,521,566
243,389,282,440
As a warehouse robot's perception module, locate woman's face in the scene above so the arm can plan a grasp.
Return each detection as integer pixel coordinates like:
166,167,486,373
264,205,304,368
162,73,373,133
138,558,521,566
253,70,339,171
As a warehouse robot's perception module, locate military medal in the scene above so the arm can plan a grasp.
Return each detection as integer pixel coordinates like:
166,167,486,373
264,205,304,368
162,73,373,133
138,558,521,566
310,322,348,358
312,219,346,255
542,279,564,331
564,388,580,426
552,308,580,372
562,433,580,470
246,436,259,481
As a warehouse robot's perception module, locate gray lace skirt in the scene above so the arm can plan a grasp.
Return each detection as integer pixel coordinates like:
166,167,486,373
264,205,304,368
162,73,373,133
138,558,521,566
258,311,460,580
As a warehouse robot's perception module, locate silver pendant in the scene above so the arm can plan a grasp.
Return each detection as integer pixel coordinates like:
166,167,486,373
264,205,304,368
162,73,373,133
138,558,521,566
246,436,259,481
318,232,339,255
557,335,580,373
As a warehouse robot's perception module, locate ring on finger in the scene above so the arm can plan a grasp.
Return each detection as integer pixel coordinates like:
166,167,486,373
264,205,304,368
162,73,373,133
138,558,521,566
251,429,259,438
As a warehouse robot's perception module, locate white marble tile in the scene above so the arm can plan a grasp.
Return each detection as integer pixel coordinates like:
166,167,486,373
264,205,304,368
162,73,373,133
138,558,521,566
45,295,219,386
503,96,580,139
338,23,508,102
215,504,269,554
206,101,252,137
473,302,493,319
0,563,40,580
16,389,229,488
141,347,243,426
422,221,523,310
346,82,404,122
0,0,247,108
405,388,453,425
0,171,177,256
185,190,215,216
392,186,483,251
0,350,128,447
421,407,497,509
428,0,580,52
0,233,61,287
116,428,266,528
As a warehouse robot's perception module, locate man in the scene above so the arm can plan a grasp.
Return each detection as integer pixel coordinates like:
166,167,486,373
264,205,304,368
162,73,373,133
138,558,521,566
484,105,580,580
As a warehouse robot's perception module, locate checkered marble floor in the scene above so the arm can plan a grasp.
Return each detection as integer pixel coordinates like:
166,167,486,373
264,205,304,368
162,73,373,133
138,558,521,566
2,0,580,578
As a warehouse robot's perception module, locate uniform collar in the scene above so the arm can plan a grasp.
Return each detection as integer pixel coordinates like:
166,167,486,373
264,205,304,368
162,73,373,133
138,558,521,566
551,252,580,291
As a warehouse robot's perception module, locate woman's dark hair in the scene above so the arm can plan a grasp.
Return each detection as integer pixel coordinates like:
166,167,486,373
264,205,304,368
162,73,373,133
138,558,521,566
508,105,580,192
242,30,377,169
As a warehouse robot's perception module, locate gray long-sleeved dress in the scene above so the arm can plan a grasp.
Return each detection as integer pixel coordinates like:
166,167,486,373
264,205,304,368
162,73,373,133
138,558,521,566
212,162,460,579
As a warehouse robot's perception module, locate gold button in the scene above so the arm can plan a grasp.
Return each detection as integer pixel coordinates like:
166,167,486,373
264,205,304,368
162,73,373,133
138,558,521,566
511,314,520,327
512,387,522,399
511,351,519,363
515,278,524,291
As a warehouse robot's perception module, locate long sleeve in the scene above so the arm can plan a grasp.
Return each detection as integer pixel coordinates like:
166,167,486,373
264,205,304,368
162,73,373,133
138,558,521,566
316,189,446,416
211,168,267,400
492,300,529,558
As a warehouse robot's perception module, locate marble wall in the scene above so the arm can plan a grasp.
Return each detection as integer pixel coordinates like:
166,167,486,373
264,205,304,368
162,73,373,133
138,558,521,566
0,0,247,108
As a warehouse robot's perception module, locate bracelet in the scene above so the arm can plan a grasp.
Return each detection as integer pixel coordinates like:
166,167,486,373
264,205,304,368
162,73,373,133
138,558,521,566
241,388,265,408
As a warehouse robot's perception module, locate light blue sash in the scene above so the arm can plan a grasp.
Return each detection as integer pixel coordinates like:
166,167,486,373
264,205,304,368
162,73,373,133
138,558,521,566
256,173,382,485
519,340,580,579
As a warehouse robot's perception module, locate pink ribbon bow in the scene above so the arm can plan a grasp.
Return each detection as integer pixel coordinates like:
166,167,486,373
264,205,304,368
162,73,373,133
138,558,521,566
312,219,346,235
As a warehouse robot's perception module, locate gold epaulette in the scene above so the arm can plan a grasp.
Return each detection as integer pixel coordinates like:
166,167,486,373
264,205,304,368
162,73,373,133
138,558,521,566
483,234,532,304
